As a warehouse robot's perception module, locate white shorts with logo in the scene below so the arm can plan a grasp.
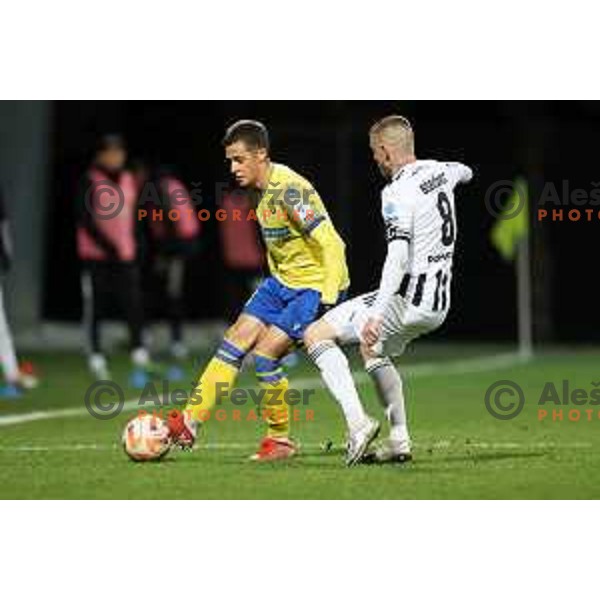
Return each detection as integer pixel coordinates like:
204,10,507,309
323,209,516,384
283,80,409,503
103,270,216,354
323,291,447,356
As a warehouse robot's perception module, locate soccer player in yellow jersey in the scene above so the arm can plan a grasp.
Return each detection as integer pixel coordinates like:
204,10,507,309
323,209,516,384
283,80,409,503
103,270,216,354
169,120,349,461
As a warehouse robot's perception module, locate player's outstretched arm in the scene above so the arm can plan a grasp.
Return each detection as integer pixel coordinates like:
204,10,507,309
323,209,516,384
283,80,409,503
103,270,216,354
362,239,410,346
309,220,347,305
371,239,410,318
446,162,473,187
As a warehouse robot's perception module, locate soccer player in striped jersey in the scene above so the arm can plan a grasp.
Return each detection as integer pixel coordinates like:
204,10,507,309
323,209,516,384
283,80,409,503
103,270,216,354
305,115,472,465
169,120,351,461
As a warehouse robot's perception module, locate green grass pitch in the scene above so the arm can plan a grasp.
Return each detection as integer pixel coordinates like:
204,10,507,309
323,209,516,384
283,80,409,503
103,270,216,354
1,344,599,499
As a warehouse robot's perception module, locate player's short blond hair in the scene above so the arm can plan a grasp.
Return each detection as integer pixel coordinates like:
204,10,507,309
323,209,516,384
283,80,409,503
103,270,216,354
370,115,414,154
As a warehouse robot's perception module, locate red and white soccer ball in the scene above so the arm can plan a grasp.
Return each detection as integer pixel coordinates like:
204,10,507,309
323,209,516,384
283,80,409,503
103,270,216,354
122,414,172,462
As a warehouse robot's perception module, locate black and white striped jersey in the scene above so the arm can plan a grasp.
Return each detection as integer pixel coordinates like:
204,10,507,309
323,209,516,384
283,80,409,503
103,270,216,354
380,159,472,313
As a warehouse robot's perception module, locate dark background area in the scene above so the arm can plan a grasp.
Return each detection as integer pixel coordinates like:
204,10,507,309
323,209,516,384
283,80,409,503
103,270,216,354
42,101,600,343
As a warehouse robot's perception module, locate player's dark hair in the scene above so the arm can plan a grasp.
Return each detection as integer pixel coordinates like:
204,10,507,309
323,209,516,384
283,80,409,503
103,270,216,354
96,133,126,152
222,120,270,153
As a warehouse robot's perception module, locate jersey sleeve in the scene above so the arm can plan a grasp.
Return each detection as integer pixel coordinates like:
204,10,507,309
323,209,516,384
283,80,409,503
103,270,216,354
371,238,410,317
282,179,326,234
381,184,414,244
369,185,414,316
445,162,473,188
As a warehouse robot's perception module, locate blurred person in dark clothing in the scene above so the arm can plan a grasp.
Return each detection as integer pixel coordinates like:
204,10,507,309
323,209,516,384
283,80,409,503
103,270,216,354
0,185,39,396
76,134,150,383
135,162,202,373
219,190,264,320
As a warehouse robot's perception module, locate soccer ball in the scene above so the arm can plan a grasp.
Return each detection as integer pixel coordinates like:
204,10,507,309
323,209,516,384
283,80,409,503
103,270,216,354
122,414,172,462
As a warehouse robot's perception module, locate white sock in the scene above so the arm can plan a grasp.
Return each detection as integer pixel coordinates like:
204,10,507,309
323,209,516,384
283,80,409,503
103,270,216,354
308,340,367,430
365,357,411,447
131,347,150,367
89,353,110,378
0,289,19,382
170,342,188,360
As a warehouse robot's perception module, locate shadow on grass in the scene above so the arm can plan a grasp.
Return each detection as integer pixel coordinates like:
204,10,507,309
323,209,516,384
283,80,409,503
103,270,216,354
434,450,548,463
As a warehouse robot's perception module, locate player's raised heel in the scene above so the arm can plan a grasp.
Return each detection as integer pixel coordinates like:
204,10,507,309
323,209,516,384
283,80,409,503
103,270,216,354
361,438,413,465
249,437,297,462
167,411,198,450
346,416,380,466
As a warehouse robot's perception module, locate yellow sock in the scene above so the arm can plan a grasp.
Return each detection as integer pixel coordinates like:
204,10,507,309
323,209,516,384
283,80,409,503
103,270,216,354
255,352,290,438
185,339,246,422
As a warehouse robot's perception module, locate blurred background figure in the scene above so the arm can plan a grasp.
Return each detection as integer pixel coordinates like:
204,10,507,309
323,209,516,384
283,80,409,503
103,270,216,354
76,134,150,384
218,190,264,320
135,161,202,378
0,184,39,396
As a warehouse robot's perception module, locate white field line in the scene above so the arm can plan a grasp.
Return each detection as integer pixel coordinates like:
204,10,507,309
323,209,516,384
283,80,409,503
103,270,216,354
0,352,526,429
0,440,592,453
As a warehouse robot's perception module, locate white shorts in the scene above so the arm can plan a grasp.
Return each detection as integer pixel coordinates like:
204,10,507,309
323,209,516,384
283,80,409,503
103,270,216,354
323,291,446,356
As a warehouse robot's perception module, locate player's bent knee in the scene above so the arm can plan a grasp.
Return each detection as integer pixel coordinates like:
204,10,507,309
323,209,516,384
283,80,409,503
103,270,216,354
304,319,336,348
226,314,265,350
360,342,384,363
254,326,292,359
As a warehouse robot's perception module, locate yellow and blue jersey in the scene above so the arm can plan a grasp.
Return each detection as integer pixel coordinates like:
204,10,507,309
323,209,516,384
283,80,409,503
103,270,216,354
256,163,349,299
243,163,349,339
